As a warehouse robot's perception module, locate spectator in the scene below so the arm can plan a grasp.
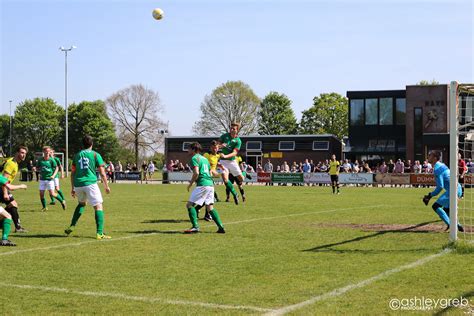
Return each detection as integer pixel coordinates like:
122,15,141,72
276,165,281,172
404,160,412,173
34,159,40,181
178,162,185,171
393,159,404,173
342,159,352,173
387,159,395,173
167,160,175,172
467,158,474,174
185,164,192,172
147,161,155,179
302,159,311,173
116,161,123,172
282,161,290,173
459,152,467,198
362,163,372,173
256,164,263,173
131,163,138,172
413,160,422,174
27,160,34,181
247,164,255,173
352,160,360,173
263,159,273,173
107,161,115,183
378,161,388,173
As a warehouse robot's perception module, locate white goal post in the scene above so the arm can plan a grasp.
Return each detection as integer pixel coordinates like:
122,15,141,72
449,81,474,242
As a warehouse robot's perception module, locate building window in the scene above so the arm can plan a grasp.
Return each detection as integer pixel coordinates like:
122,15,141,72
379,98,393,125
279,141,295,151
312,141,329,151
396,98,406,125
246,141,262,152
350,99,364,126
182,142,192,151
463,96,474,123
365,98,378,125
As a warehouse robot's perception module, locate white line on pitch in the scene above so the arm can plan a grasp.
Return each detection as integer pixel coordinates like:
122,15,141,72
265,248,452,316
0,282,274,313
0,204,385,257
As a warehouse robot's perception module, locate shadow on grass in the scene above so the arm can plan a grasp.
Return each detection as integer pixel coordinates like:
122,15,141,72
13,233,69,238
127,229,216,235
142,219,188,224
433,290,474,315
303,221,440,253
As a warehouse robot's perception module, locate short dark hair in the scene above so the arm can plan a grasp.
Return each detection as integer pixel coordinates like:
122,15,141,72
210,140,218,146
83,135,94,148
190,142,202,153
17,145,28,153
429,150,442,161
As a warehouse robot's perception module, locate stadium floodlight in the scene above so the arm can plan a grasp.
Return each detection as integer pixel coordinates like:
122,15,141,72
449,81,474,243
59,45,76,177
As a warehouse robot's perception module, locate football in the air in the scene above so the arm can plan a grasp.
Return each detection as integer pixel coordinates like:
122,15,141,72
152,8,164,20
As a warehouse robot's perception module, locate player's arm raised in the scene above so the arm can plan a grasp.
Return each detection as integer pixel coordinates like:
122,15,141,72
187,166,199,192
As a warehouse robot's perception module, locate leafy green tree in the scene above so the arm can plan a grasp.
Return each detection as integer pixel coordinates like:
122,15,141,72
0,115,11,155
14,98,64,153
193,81,261,135
68,100,119,161
299,93,348,140
259,92,298,135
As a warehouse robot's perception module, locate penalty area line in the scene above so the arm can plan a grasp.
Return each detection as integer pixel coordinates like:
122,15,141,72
0,282,274,313
265,248,452,316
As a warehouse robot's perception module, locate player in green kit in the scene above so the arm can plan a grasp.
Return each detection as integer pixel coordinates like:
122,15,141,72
218,122,244,205
65,135,111,239
0,175,27,246
49,149,65,205
184,142,225,234
37,146,66,211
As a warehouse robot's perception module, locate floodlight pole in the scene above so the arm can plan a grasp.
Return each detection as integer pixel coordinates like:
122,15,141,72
9,100,12,156
59,45,76,177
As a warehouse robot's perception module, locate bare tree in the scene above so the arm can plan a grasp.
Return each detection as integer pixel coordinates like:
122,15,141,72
107,84,165,165
193,81,260,135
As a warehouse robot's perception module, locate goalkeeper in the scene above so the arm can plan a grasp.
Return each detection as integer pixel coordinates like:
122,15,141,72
422,150,464,232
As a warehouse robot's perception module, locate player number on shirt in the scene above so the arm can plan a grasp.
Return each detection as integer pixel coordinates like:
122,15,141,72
78,157,90,170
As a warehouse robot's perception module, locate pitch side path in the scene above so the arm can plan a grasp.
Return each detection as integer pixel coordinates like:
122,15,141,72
1,182,472,314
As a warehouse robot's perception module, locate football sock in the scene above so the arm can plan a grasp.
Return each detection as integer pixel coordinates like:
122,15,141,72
41,198,46,208
225,180,237,197
50,194,55,203
57,189,65,200
54,194,64,203
2,218,12,240
95,210,104,235
434,207,450,226
210,209,224,229
6,206,20,229
332,185,335,193
214,192,219,201
187,207,199,228
239,187,245,196
71,204,85,226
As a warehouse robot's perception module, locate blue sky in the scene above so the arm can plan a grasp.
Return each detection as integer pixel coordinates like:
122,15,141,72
1,0,472,135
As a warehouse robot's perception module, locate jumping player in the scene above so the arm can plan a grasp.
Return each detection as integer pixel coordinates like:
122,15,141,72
184,142,225,234
422,150,464,232
218,123,244,205
65,135,112,239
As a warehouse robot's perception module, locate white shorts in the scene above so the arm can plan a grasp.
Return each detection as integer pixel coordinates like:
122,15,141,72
39,180,55,191
54,178,60,188
189,186,214,206
74,183,103,207
219,160,242,177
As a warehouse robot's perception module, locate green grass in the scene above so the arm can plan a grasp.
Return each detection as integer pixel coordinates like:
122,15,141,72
1,181,473,315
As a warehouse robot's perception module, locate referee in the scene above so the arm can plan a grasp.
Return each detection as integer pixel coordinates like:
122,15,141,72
329,154,340,194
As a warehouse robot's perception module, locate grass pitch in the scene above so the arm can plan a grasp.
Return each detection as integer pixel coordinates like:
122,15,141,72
1,181,473,315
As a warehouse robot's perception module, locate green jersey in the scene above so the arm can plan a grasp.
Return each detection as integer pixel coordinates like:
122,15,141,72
72,149,105,187
53,157,62,178
190,154,213,187
37,157,57,180
0,175,8,186
219,133,242,161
